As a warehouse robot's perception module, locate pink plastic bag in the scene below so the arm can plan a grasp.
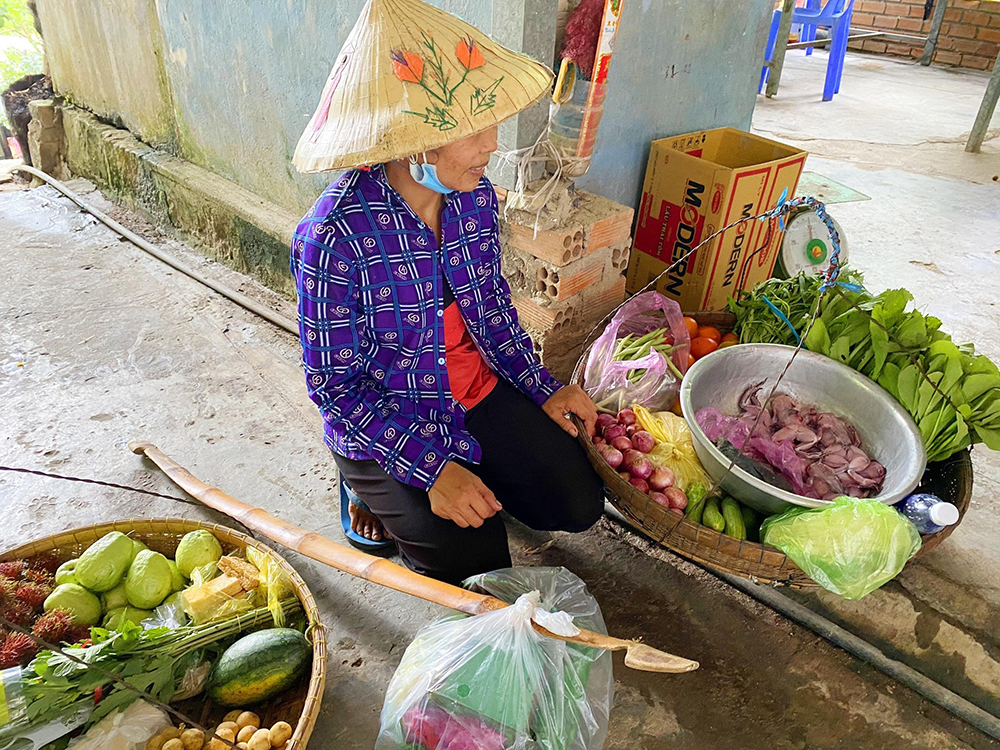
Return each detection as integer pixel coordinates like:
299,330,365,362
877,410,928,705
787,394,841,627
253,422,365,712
583,292,690,414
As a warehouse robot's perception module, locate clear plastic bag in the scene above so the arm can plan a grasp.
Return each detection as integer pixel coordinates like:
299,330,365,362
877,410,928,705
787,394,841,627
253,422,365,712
761,497,922,599
583,292,690,414
246,547,294,627
143,599,188,631
0,664,92,749
376,567,613,750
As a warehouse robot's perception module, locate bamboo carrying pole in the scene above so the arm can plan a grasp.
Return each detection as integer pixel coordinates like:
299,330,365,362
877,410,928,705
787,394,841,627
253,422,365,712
129,441,698,674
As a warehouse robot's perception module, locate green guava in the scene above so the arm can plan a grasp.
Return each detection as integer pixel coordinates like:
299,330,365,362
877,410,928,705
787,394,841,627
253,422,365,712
129,538,148,564
125,550,173,609
174,530,223,578
100,581,129,612
102,606,152,630
167,559,186,592
75,532,134,592
55,560,79,586
44,583,102,626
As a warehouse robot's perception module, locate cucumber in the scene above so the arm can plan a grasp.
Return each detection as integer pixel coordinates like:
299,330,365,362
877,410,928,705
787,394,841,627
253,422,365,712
685,482,709,524
703,497,726,532
722,497,747,540
207,628,311,707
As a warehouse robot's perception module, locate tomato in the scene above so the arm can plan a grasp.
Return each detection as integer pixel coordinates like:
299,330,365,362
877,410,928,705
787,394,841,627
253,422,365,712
683,317,699,339
697,326,722,343
721,332,739,344
690,337,720,359
687,353,697,369
719,340,740,349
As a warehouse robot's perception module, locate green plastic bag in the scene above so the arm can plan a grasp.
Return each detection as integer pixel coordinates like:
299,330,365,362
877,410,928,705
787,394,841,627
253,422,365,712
762,498,922,600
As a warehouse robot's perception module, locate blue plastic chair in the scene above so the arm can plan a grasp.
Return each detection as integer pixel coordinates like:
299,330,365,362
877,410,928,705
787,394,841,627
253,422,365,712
759,0,856,101
800,0,821,56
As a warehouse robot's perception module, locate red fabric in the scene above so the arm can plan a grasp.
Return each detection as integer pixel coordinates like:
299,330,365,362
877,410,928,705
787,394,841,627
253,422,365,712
443,302,497,409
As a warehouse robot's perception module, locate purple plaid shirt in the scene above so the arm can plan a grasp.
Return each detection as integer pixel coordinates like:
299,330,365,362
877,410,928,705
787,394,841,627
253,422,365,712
291,165,563,490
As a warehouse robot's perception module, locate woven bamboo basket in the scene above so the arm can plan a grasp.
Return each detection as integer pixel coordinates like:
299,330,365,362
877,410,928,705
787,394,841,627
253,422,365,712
0,518,327,749
572,311,974,587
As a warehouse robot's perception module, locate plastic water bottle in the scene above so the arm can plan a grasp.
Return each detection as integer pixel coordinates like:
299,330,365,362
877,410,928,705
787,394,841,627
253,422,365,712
897,493,960,534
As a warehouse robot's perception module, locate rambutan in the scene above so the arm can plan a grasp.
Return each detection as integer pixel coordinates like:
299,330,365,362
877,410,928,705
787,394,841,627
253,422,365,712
0,648,20,669
66,624,91,644
14,583,51,612
0,632,37,666
27,552,62,576
0,578,15,602
24,569,54,588
32,609,72,644
0,561,26,580
0,600,34,627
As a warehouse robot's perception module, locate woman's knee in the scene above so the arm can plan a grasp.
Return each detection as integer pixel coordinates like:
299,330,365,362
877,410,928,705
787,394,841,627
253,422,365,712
549,467,605,532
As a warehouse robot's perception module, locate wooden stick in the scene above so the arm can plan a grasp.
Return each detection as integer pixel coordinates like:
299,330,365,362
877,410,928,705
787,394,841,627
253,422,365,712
129,441,699,674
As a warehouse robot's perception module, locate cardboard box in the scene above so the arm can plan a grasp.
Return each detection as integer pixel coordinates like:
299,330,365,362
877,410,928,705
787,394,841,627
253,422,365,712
627,128,807,311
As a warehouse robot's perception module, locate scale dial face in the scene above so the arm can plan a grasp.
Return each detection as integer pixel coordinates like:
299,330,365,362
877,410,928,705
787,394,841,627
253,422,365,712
777,209,848,278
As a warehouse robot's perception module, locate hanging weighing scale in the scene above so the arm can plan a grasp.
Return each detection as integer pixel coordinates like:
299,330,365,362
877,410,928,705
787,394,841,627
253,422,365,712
774,205,849,278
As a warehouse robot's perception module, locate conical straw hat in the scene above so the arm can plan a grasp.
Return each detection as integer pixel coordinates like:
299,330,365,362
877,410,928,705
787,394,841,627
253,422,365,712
293,0,554,173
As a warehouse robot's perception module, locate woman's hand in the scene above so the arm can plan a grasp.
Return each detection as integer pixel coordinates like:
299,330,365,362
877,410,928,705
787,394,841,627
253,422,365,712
428,462,502,528
543,385,598,438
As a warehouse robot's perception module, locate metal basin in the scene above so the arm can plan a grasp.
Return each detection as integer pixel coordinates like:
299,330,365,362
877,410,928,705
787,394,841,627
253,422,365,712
679,344,926,516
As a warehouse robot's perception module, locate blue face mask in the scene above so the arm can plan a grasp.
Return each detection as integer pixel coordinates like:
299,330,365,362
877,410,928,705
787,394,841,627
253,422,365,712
409,156,452,195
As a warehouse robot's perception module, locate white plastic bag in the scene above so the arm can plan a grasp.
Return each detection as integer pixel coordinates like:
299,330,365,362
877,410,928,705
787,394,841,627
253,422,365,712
66,700,168,750
376,567,613,750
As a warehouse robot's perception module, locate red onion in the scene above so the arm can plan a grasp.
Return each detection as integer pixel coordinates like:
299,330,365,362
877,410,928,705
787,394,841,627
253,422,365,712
649,491,670,508
670,508,684,516
664,487,688,510
623,449,644,469
618,408,637,426
628,451,653,479
625,424,637,437
599,445,624,469
596,413,617,432
648,466,675,491
593,434,606,447
611,436,633,453
604,424,626,442
632,431,655,453
629,476,649,493
618,471,631,482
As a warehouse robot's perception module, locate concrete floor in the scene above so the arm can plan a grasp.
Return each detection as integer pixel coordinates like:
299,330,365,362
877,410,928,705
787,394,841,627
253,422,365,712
751,50,1000,717
2,50,1000,749
2,180,997,748
753,50,1000,184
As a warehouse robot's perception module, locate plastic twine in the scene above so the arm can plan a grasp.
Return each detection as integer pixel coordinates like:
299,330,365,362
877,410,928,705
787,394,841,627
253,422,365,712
761,295,802,344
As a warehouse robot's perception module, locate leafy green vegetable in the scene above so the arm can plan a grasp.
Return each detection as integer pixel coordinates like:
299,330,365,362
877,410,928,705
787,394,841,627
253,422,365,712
732,270,1000,463
3,599,302,740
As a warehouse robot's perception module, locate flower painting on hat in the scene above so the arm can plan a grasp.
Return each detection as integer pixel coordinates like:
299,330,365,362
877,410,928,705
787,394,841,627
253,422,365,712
293,0,554,173
392,32,503,131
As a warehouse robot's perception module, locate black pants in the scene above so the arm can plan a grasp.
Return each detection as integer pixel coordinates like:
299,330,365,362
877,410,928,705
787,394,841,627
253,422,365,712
333,380,604,584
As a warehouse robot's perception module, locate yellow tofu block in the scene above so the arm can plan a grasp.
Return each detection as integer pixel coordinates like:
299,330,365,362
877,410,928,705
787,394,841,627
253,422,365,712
181,574,245,623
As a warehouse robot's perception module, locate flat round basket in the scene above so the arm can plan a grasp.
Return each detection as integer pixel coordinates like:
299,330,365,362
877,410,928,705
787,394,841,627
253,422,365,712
0,518,327,749
573,311,974,587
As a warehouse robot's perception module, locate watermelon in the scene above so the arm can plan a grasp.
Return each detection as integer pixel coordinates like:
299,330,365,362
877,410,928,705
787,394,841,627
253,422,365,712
207,628,311,706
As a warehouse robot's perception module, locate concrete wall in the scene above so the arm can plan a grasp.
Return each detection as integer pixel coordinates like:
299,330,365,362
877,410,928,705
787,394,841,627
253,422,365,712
37,0,772,215
35,0,175,146
577,0,774,208
35,0,541,215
